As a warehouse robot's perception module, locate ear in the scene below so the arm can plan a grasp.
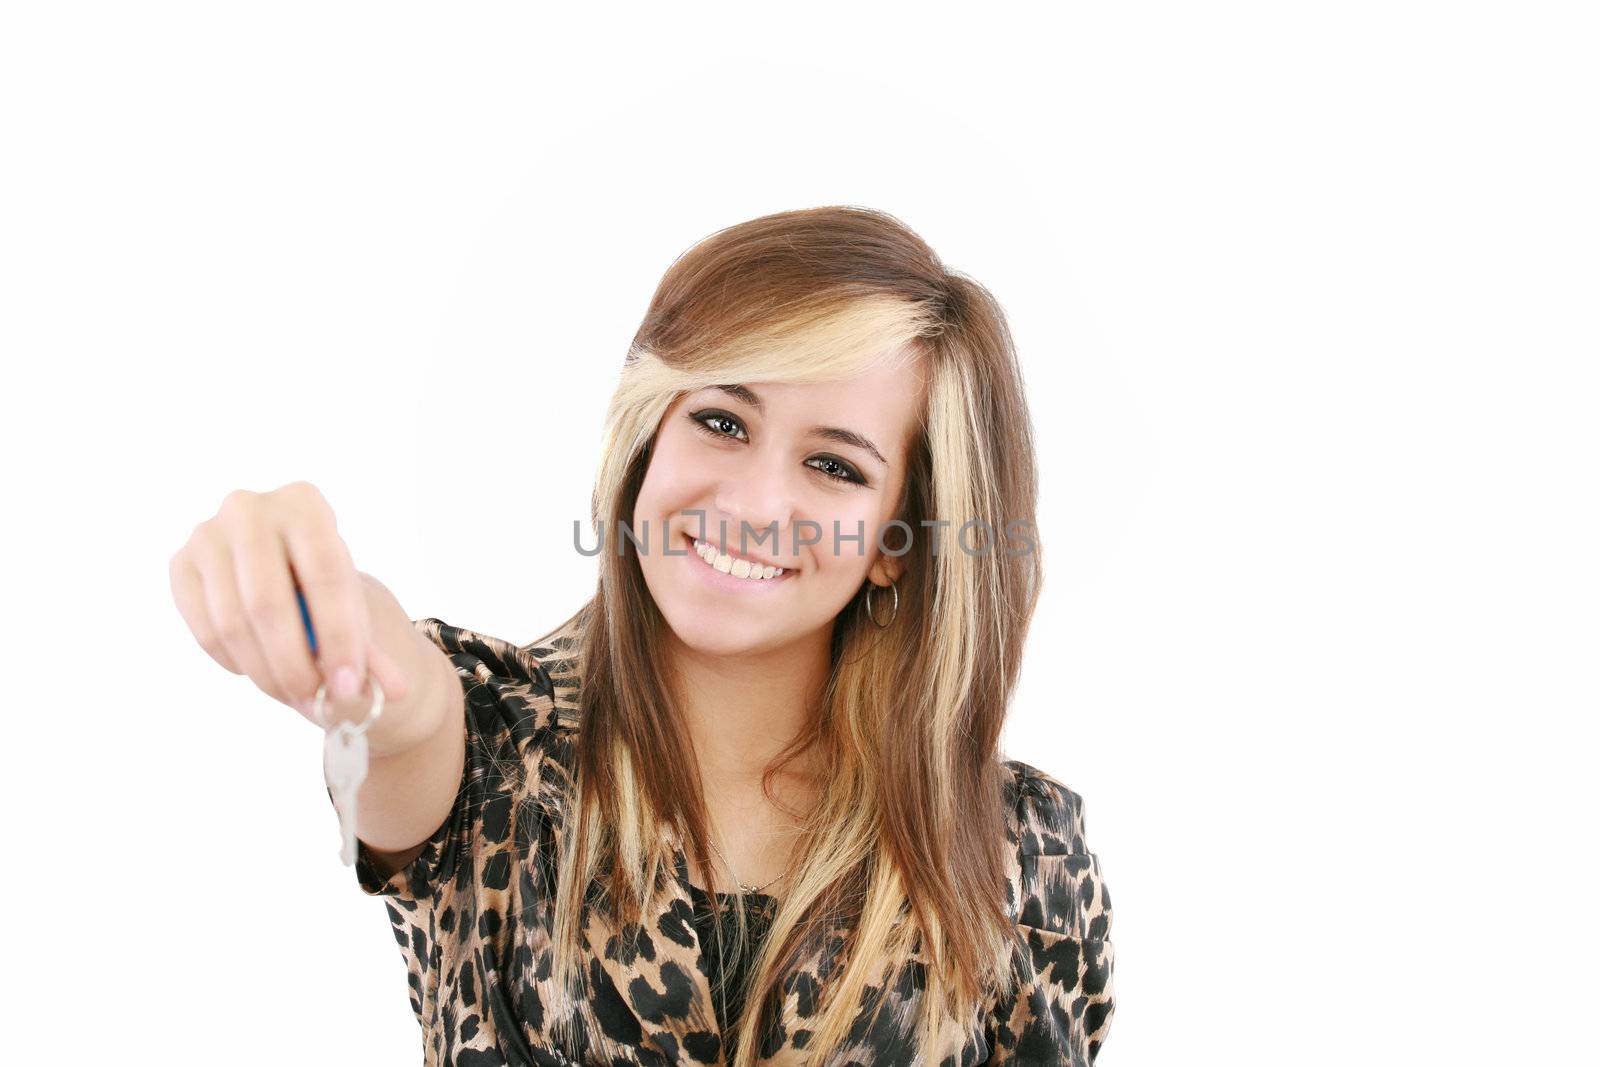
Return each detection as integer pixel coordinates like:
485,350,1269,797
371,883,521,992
866,513,914,586
867,554,904,587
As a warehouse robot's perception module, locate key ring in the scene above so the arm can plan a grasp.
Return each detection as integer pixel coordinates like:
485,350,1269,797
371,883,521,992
311,675,385,736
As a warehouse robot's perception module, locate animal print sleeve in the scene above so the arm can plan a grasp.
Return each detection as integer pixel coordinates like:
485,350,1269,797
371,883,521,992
341,617,560,905
983,765,1116,1066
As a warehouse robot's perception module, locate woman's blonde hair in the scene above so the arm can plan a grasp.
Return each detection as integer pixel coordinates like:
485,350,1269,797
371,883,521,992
545,205,1044,1065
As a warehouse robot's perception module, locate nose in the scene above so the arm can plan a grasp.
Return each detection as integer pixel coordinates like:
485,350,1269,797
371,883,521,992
710,454,799,561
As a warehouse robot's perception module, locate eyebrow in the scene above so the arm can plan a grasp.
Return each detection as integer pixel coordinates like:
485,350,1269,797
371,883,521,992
712,383,888,467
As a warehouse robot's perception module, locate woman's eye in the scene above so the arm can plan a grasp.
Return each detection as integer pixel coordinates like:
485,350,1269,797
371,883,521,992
805,456,866,486
689,410,748,441
686,410,866,486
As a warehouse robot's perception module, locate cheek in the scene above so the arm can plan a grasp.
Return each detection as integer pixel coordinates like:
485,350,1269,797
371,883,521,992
635,441,697,514
808,500,889,574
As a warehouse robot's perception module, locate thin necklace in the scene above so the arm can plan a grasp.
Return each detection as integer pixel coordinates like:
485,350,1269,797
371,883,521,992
707,836,784,896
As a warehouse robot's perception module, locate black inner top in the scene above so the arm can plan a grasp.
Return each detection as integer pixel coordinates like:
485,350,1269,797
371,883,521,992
686,881,778,1053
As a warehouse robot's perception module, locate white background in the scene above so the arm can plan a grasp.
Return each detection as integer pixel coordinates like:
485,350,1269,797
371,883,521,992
3,3,1595,1064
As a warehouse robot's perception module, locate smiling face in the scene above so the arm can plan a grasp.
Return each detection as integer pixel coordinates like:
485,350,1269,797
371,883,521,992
632,355,928,660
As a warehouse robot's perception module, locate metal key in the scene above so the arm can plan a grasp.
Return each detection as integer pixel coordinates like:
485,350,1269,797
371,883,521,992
324,720,368,864
295,584,385,866
312,674,385,866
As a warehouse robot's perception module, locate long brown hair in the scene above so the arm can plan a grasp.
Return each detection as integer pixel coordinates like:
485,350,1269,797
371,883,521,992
545,205,1043,1064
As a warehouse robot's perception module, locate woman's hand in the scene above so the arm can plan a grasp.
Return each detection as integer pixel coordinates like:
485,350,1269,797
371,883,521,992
167,480,415,726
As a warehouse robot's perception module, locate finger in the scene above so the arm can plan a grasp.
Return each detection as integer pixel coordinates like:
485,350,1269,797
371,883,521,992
196,542,285,704
281,515,368,703
170,543,241,675
229,518,321,707
364,636,412,706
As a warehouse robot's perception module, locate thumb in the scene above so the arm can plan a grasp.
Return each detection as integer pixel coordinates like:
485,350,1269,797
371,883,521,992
365,637,413,706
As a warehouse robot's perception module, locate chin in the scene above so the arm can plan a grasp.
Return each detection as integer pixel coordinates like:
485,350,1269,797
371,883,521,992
658,596,826,665
671,628,772,659
653,598,767,654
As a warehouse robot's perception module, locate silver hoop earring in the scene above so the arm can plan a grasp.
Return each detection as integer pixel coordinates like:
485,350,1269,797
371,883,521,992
864,579,899,628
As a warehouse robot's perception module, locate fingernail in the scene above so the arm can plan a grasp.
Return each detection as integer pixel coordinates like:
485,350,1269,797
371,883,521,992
333,667,360,700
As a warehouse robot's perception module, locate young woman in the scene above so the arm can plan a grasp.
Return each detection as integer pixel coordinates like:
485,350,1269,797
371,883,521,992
172,205,1115,1066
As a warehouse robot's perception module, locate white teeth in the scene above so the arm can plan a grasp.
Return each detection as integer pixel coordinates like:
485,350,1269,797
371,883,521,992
692,538,784,581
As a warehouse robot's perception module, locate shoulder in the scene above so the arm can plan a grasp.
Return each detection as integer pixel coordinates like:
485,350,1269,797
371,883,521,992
989,763,1117,1061
996,758,1112,940
410,613,585,737
409,614,586,814
998,757,1088,856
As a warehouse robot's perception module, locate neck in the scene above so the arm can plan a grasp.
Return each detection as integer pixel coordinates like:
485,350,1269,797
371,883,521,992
665,625,832,802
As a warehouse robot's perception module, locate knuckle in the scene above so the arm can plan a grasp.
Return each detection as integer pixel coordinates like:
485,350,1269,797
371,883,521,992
178,521,215,558
239,589,285,623
258,681,291,706
279,480,329,512
216,502,263,538
280,671,317,705
292,543,342,576
199,641,241,673
213,617,249,647
219,488,257,514
302,672,330,704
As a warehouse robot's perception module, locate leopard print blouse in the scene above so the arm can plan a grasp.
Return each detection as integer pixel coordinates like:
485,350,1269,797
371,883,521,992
340,616,1116,1066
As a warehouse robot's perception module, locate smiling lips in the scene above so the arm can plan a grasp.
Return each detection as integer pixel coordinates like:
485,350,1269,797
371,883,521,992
689,535,789,581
